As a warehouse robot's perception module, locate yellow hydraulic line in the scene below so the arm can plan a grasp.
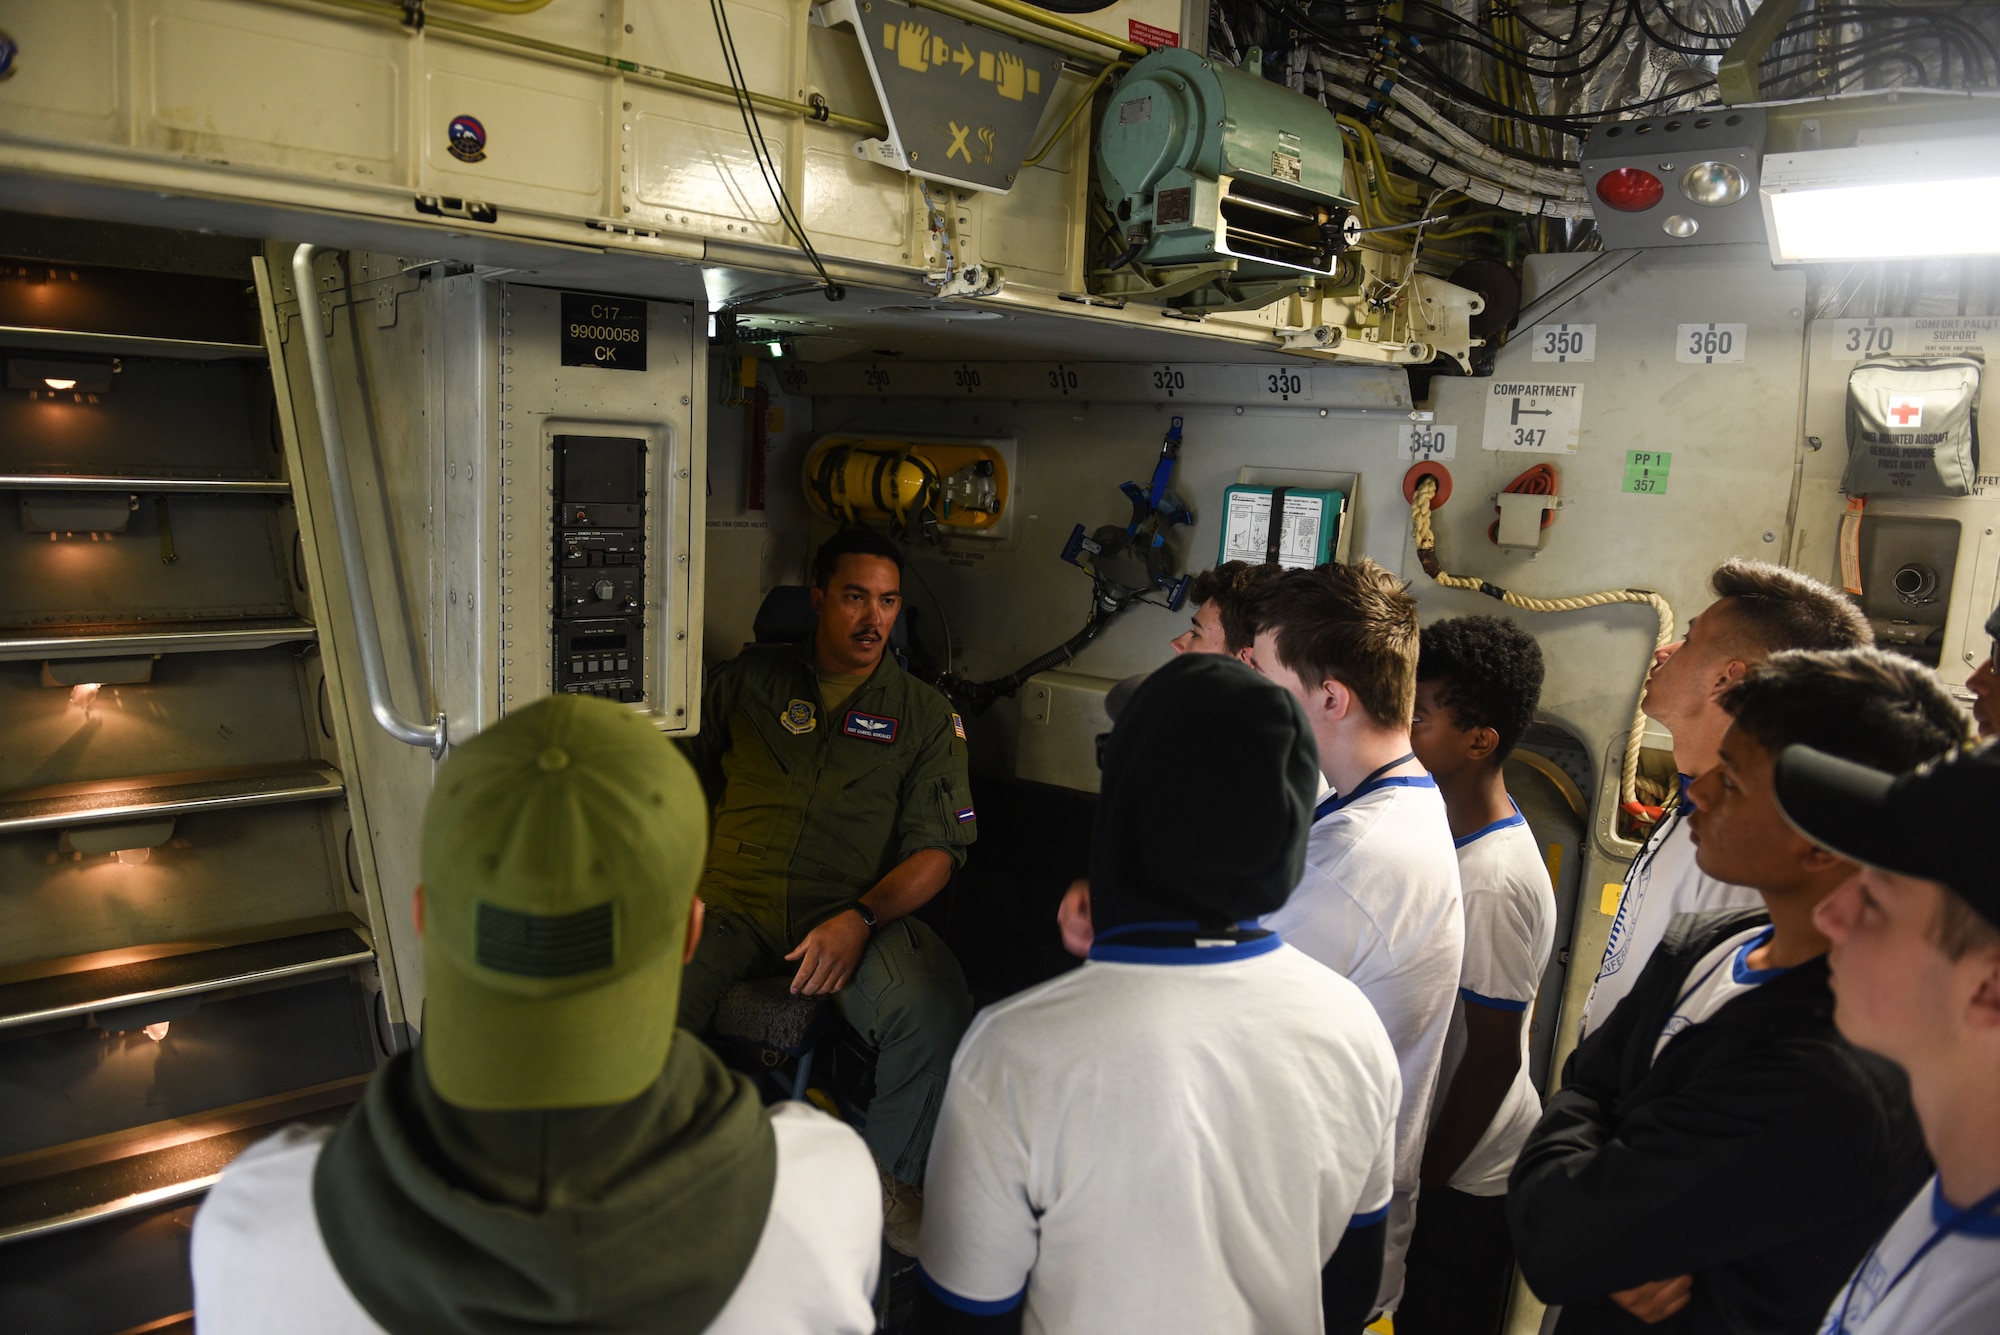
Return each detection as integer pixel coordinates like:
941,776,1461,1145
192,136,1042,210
1021,61,1125,169
899,0,1147,58
256,0,886,135
433,0,553,12
1337,116,1419,212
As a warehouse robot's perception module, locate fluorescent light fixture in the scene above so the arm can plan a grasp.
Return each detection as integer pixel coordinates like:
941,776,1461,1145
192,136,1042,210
1760,132,2000,263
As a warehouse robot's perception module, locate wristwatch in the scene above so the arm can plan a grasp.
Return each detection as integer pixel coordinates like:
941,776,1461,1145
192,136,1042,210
850,902,879,934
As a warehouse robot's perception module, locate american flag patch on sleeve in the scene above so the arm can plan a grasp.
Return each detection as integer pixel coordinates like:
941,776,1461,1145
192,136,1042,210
952,713,967,741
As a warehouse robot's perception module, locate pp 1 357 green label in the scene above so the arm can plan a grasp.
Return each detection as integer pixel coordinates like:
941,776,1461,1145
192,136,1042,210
1624,451,1671,495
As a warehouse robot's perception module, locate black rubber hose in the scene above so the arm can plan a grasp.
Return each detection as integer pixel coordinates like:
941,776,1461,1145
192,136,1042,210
1104,241,1145,272
941,610,1119,713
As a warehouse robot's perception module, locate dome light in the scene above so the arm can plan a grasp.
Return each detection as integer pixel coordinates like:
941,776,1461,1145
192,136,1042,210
1680,161,1747,207
1662,215,1700,238
1595,167,1665,212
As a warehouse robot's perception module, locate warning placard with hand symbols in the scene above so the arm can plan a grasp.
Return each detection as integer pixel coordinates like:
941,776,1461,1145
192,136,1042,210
821,0,1065,194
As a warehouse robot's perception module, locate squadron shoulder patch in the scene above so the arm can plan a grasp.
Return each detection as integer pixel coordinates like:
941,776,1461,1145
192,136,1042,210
952,712,967,741
780,699,816,735
843,710,899,744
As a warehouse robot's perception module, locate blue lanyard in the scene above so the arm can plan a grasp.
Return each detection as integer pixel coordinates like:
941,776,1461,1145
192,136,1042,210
1832,1180,2000,1333
1314,752,1418,820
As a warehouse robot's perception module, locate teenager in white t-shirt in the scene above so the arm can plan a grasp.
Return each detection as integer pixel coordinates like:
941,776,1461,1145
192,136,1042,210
1774,741,2000,1335
1401,616,1555,1335
194,1101,880,1335
1511,650,1960,1333
191,697,880,1335
1581,560,1871,1037
1168,559,1281,660
1244,559,1464,1313
919,655,1400,1335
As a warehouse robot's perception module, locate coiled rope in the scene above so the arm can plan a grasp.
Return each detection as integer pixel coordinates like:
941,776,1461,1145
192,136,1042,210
1409,475,1675,818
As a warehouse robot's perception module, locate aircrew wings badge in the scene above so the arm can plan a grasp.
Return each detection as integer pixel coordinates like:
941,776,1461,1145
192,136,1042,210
843,710,900,744
781,699,816,735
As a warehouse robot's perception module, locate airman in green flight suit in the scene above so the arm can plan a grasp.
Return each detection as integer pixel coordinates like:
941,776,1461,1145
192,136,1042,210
679,526,976,1255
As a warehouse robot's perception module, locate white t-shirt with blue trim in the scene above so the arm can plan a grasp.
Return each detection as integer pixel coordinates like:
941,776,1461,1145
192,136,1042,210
1431,810,1555,1196
1582,784,1761,1038
1260,772,1464,1307
1652,924,1786,1062
918,934,1400,1335
1817,1176,2000,1335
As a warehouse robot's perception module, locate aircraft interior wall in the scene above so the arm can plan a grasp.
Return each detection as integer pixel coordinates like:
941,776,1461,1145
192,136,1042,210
2,0,1998,1327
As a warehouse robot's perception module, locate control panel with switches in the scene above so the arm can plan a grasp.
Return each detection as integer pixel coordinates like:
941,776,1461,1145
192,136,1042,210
552,435,647,702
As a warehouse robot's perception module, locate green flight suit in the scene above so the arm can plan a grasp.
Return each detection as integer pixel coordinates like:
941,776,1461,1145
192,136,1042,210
678,640,976,1184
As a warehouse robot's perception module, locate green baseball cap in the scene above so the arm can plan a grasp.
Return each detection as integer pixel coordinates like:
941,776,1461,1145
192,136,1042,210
419,694,708,1110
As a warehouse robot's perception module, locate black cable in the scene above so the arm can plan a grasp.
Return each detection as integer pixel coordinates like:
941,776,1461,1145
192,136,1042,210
940,601,1122,712
1649,0,1747,43
709,0,845,300
1834,48,1938,89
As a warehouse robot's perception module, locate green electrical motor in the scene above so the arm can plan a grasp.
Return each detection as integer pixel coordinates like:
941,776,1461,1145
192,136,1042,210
1097,49,1355,279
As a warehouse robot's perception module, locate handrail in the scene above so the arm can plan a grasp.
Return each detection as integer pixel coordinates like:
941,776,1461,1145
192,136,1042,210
290,245,448,758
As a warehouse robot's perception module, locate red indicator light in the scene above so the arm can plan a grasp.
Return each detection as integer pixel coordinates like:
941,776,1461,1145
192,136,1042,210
1595,167,1664,212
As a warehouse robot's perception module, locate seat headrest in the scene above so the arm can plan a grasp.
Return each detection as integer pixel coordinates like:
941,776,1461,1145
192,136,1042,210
753,586,819,644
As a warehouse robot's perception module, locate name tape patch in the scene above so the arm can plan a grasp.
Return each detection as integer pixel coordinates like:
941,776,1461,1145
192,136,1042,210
843,710,900,744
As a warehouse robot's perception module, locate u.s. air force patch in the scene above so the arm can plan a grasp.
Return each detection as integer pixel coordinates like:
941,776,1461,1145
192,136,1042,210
780,699,816,735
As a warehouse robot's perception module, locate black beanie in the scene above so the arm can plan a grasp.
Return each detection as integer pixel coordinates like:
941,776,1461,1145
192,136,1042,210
1089,654,1321,932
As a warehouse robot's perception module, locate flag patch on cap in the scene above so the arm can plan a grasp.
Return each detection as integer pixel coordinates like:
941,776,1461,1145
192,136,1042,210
475,900,615,977
843,710,899,743
952,713,967,741
957,806,977,824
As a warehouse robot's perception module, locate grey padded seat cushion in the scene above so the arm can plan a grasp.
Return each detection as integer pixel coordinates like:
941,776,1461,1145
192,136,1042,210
712,975,837,1053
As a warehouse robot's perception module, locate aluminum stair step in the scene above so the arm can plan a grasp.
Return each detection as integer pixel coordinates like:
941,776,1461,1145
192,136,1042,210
0,473,289,494
0,326,267,361
0,617,317,663
0,761,345,835
0,1076,368,1245
0,922,375,1032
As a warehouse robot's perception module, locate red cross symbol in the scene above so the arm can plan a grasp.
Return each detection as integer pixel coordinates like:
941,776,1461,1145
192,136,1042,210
1889,396,1923,426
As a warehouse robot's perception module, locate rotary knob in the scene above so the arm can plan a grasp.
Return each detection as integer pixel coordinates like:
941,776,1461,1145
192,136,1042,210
593,578,615,600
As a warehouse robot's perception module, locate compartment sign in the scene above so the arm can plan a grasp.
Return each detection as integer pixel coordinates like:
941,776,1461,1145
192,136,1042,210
1482,382,1582,454
561,293,647,371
